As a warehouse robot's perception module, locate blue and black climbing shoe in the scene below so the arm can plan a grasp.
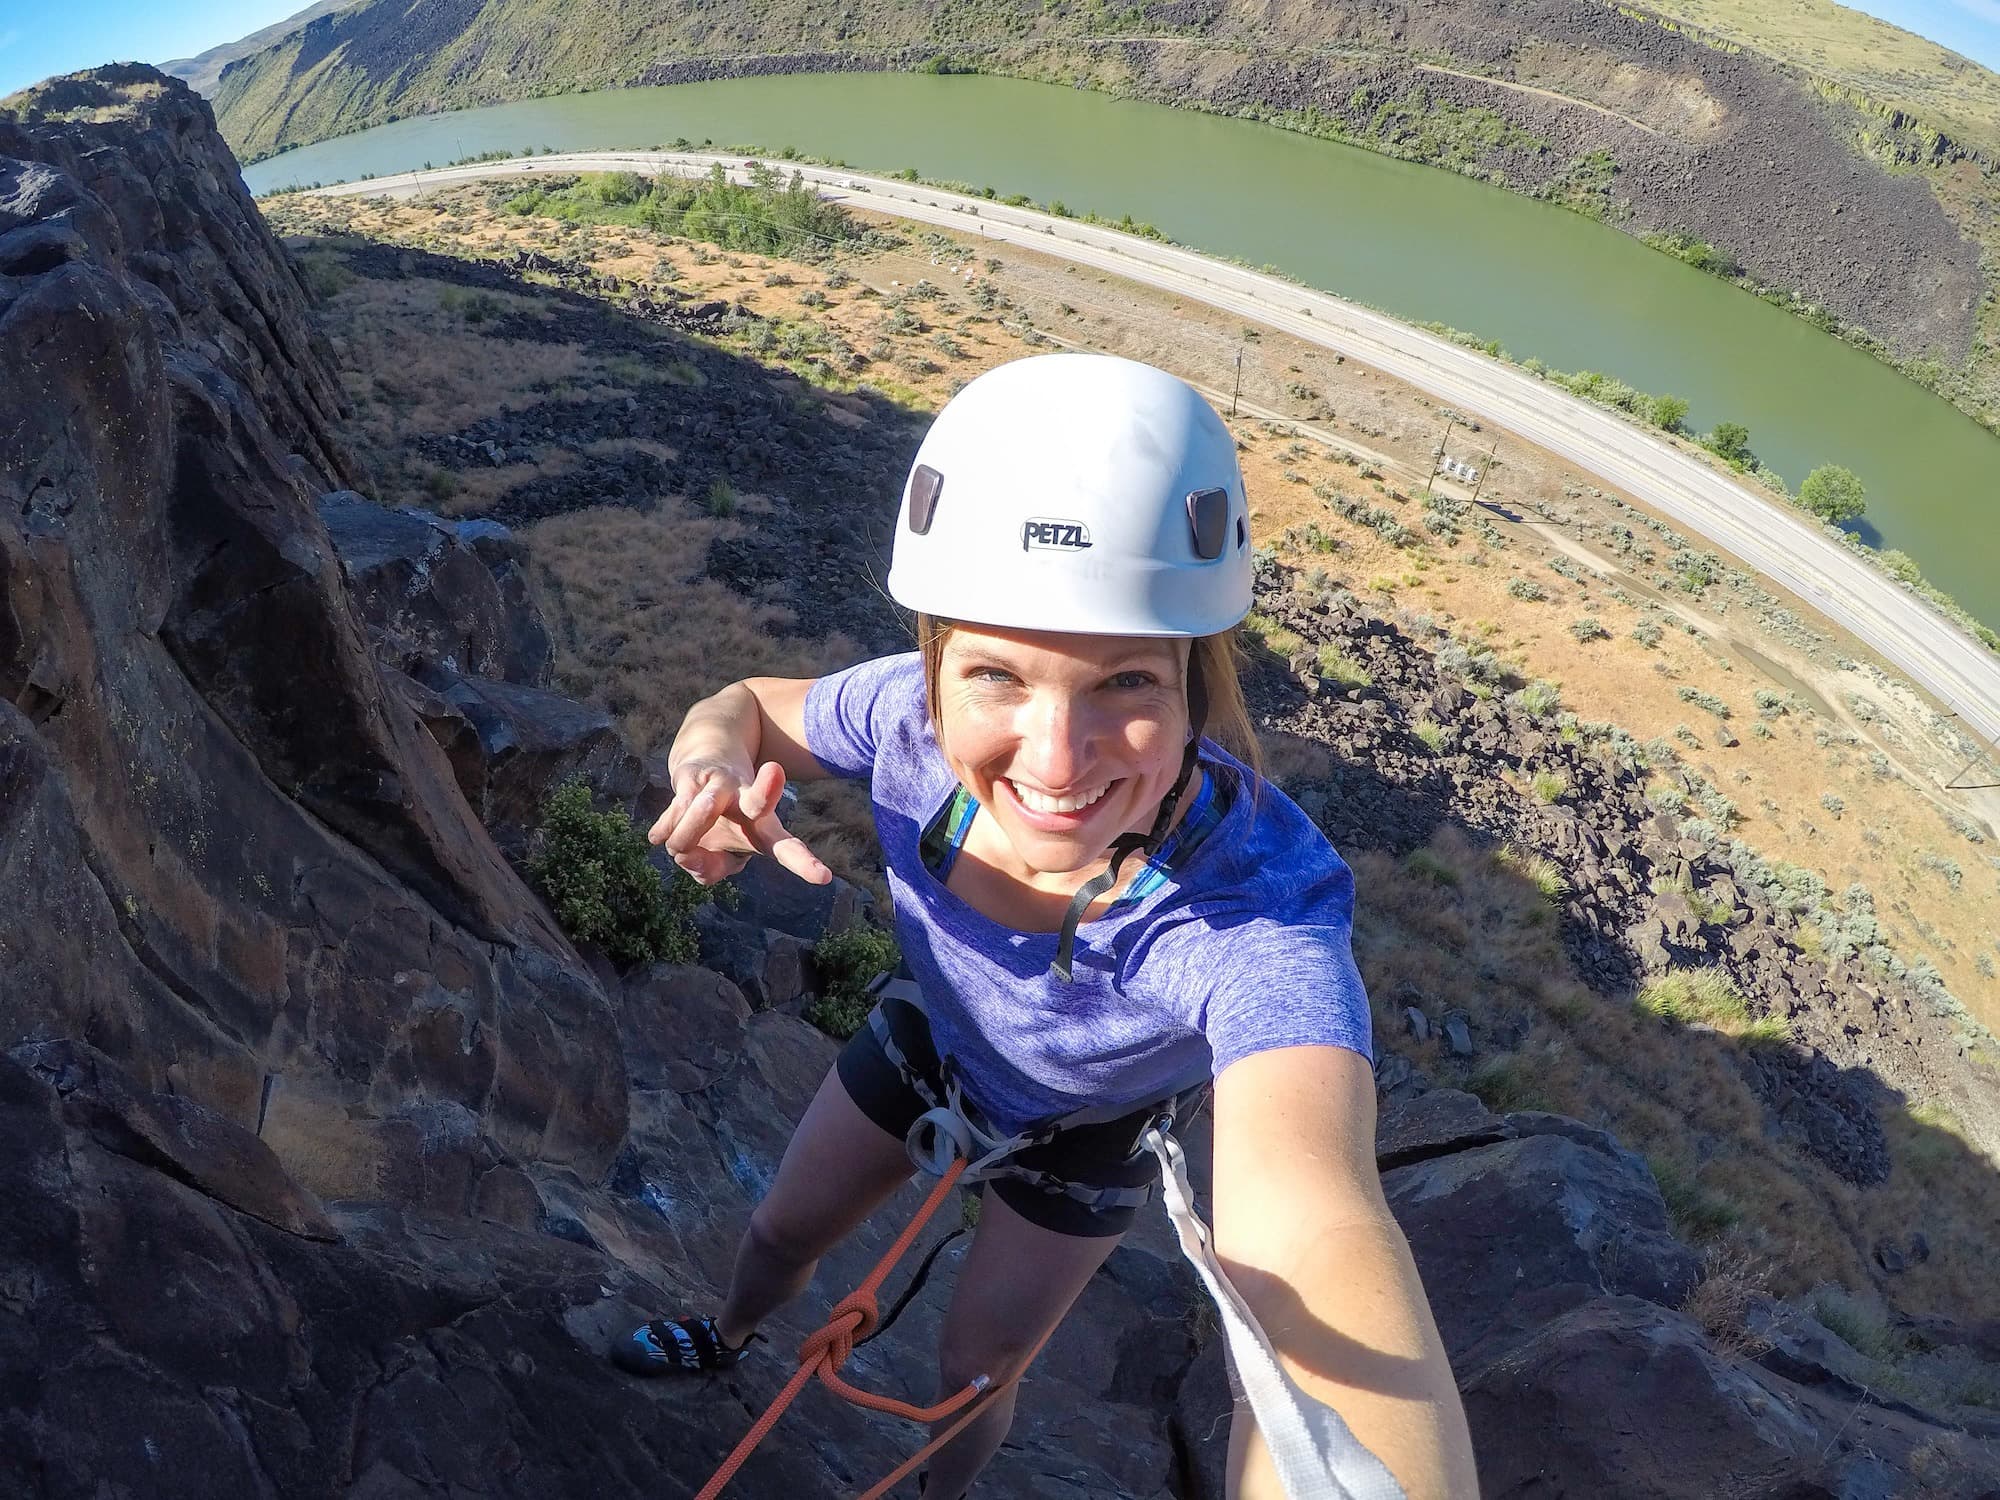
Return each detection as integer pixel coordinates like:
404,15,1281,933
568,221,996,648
611,1314,761,1376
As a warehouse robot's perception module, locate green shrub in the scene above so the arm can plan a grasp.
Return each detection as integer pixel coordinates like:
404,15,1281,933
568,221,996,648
806,923,901,1039
1412,719,1447,753
1704,421,1754,469
1810,1285,1908,1364
1465,1053,1548,1114
1512,681,1564,719
1634,969,1785,1048
1569,616,1610,643
1635,968,1747,1026
1676,686,1731,718
1630,620,1664,648
705,479,738,517
527,780,706,966
1798,464,1866,524
1505,576,1547,602
1647,393,1690,432
1879,548,1923,585
1496,842,1567,902
1242,612,1304,659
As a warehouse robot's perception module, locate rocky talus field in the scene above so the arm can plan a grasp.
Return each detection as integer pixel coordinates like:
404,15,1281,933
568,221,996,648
5,69,2000,1496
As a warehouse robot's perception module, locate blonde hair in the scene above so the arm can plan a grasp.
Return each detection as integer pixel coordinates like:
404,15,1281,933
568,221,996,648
915,615,1262,782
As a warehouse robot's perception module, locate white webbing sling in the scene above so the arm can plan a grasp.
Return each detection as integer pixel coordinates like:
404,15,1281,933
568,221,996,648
1143,1128,1407,1500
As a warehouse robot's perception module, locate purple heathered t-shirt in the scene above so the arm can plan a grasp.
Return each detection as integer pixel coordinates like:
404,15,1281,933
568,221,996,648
804,652,1373,1135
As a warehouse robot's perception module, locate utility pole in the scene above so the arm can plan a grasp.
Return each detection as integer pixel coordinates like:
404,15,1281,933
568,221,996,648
1423,415,1457,499
1467,436,1501,505
1230,346,1243,416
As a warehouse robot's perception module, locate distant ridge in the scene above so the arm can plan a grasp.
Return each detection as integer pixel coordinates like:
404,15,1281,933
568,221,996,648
160,0,364,97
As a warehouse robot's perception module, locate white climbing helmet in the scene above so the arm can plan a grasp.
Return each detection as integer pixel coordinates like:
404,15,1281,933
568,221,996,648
885,353,1253,637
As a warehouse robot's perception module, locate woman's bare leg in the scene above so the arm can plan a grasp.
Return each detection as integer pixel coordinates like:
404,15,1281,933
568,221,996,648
920,1191,1123,1498
715,1065,916,1347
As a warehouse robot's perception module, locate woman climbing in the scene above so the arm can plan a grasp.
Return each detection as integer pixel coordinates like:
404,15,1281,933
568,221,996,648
610,353,1477,1499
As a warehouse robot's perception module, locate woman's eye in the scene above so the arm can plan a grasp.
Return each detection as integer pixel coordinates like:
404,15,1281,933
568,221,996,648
1108,671,1156,691
972,667,1017,685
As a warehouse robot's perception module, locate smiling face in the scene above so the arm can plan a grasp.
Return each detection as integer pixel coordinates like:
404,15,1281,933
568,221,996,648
932,623,1192,883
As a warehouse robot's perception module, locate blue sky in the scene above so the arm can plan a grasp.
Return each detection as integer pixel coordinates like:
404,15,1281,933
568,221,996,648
4,0,2000,102
0,1,321,98
1843,0,2000,69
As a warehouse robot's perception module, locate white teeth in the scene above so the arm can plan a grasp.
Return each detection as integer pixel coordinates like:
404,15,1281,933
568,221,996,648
1009,780,1110,815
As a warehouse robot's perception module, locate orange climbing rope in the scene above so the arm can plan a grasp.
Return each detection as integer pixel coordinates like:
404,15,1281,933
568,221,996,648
695,1156,1055,1500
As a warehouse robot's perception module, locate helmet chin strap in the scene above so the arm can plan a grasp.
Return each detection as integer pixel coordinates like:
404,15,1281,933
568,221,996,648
1050,652,1209,982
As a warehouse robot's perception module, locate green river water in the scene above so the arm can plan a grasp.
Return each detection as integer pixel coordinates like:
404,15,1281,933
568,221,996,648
244,72,2000,630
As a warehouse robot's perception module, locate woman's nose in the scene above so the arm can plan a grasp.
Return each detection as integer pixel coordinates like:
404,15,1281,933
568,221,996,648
1019,693,1095,787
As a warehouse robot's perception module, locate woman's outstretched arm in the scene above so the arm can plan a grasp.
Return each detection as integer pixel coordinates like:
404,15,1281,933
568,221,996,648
1211,1044,1478,1499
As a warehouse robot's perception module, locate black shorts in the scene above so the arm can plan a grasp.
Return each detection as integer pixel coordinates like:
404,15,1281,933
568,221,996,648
835,994,1166,1238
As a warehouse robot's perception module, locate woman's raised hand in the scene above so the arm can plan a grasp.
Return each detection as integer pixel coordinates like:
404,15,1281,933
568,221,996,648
650,759,832,887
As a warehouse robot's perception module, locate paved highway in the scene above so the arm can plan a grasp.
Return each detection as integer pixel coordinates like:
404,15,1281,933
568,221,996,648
311,153,2000,752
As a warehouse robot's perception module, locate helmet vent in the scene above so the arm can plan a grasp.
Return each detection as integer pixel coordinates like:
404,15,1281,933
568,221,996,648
1186,488,1229,561
908,464,944,535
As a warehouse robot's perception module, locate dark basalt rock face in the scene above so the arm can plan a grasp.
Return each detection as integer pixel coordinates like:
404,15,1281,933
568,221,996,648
0,70,624,1197
0,70,1190,1498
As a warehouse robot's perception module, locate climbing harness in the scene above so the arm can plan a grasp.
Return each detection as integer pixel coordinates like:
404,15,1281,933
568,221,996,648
869,974,1203,1212
694,978,1406,1499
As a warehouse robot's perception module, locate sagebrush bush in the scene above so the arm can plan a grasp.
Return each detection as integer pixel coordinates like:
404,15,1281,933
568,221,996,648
807,922,901,1039
528,780,706,966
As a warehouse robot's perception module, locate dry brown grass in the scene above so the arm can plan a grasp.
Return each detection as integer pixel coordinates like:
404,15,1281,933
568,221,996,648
1680,1245,1778,1362
525,502,884,897
1359,824,2000,1321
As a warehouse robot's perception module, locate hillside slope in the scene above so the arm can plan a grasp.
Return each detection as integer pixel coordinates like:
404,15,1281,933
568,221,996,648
1633,0,2000,159
200,0,2000,419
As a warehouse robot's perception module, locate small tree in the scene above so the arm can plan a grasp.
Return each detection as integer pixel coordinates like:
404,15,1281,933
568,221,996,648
1706,422,1753,468
806,923,901,1040
1797,464,1866,524
528,780,707,966
1648,394,1689,433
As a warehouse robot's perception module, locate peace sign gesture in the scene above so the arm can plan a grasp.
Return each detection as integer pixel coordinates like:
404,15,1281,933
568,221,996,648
650,756,831,887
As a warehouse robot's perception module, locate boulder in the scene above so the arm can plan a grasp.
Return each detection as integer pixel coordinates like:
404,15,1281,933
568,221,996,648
1372,1051,1431,1104
10,1038,336,1240
1384,1132,1701,1361
692,903,811,1010
406,660,648,861
724,854,873,944
319,492,553,687
1463,1295,2000,1498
